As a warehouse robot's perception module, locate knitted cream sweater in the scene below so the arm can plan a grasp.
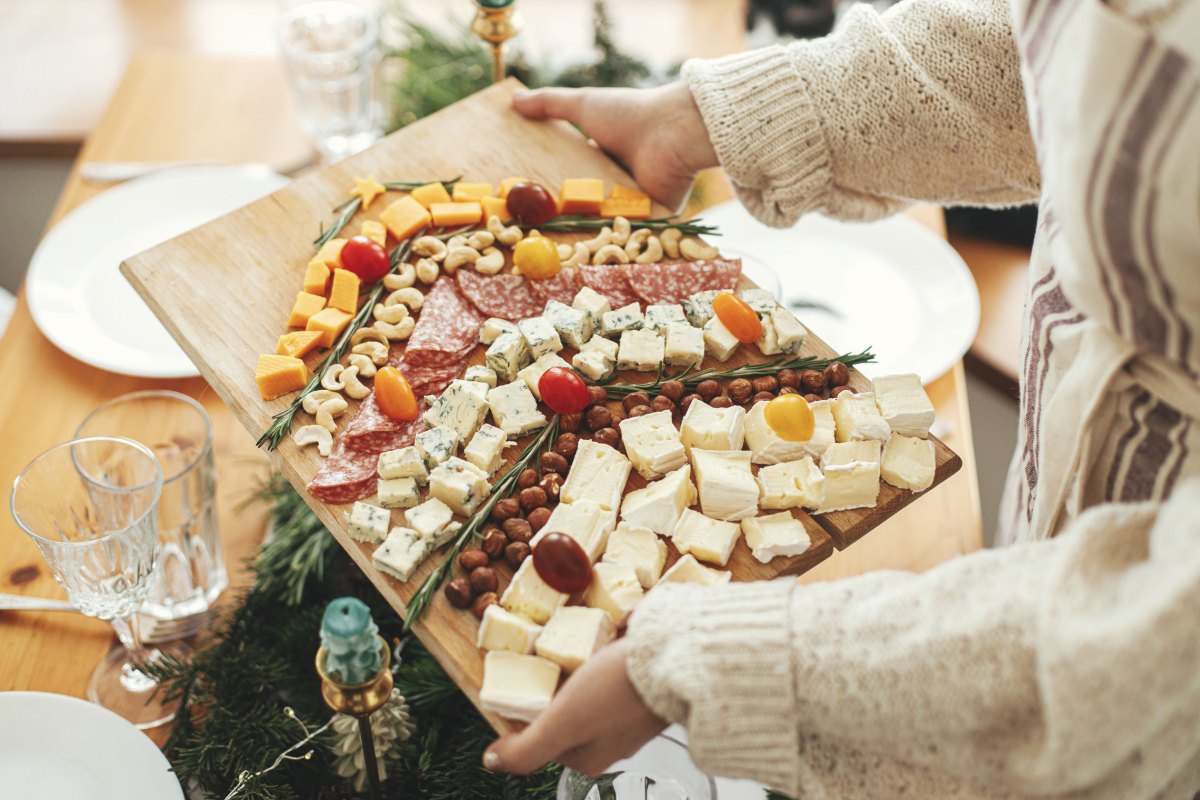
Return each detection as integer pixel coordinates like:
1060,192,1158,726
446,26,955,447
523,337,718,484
624,0,1200,796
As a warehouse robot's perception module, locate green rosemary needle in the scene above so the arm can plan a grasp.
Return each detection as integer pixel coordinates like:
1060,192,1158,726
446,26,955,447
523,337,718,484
527,215,721,237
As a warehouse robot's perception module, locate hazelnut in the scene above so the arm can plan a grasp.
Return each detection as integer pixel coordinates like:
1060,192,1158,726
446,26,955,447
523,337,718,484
680,393,702,413
778,369,801,390
752,375,779,394
517,468,540,490
752,390,776,403
554,433,579,459
831,385,857,398
444,577,473,609
651,395,676,414
539,473,563,503
779,386,800,395
799,369,825,394
803,393,824,404
472,592,499,620
593,427,620,448
481,527,508,558
504,541,531,568
608,408,626,428
823,361,850,388
585,405,613,431
491,498,521,523
628,404,652,418
660,380,685,402
710,395,734,409
696,379,722,401
525,507,551,534
540,452,569,475
622,392,651,412
560,412,582,434
587,386,608,407
457,548,489,572
469,565,499,594
728,378,754,404
519,486,548,512
503,517,533,542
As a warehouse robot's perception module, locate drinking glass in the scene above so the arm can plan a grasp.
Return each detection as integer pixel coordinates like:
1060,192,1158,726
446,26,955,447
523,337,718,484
278,0,385,162
11,436,186,729
76,390,226,642
557,734,718,800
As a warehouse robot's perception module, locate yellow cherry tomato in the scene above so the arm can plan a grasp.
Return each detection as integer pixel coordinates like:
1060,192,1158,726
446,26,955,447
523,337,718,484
513,235,562,280
763,394,815,442
712,292,763,343
375,367,419,421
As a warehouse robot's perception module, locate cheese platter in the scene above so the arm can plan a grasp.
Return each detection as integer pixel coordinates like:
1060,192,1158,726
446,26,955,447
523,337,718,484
122,79,961,733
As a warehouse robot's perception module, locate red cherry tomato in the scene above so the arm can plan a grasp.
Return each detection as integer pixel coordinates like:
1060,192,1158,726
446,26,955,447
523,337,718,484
374,367,419,421
537,367,589,414
712,292,763,344
532,532,593,594
505,182,558,226
340,236,390,283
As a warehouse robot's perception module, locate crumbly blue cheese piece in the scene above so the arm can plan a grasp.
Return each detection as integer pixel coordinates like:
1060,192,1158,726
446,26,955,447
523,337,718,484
690,448,760,521
432,520,462,550
464,364,498,388
479,651,561,723
881,432,936,492
770,306,807,354
403,496,454,541
602,523,667,588
572,286,610,338
744,398,835,464
832,391,892,443
560,439,632,512
616,328,664,373
658,553,732,586
346,501,391,543
738,289,777,314
583,562,644,628
517,316,563,360
422,379,489,443
372,526,430,582
501,558,567,624
757,457,824,510
518,352,572,400
428,457,490,516
680,399,746,452
671,507,742,567
476,604,543,655
644,304,689,335
579,334,618,360
872,373,935,438
818,440,882,512
535,606,616,673
619,465,696,535
377,476,421,510
618,410,686,479
702,317,741,361
600,303,643,338
572,335,619,381
543,300,591,349
463,423,509,477
485,329,532,383
683,290,720,328
415,425,460,471
486,382,548,436
530,498,613,562
377,445,428,483
755,312,782,356
480,317,518,345
664,324,705,368
740,513,812,564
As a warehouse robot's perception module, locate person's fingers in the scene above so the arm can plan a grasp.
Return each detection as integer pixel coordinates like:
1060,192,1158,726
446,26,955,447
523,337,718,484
512,88,586,123
484,713,578,775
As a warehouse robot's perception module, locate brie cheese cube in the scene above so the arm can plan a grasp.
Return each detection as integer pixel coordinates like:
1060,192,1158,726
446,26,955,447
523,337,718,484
702,317,741,361
423,379,489,443
560,439,631,512
530,499,612,562
487,381,548,436
579,334,618,360
584,562,644,627
618,409,686,479
755,313,782,356
518,352,573,400
745,399,835,464
738,289,777,314
658,554,732,586
824,439,882,466
428,457,490,517
464,423,508,477
534,606,616,672
619,465,696,535
872,373,935,438
832,391,891,443
403,496,454,541
347,501,391,543
600,303,643,338
881,432,936,492
770,306,807,354
415,425,460,471
377,445,428,483
644,304,689,335
616,328,665,373
664,325,706,369
464,364,498,388
480,317,518,345
501,558,567,624
690,448,760,521
572,349,615,381
372,526,429,582
757,457,824,510
543,300,591,349
518,316,563,360
572,286,611,339
682,290,720,328
671,508,742,567
485,330,532,383
740,512,812,564
680,399,745,452
377,476,421,510
476,604,542,655
602,523,667,588
818,440,881,512
479,651,561,723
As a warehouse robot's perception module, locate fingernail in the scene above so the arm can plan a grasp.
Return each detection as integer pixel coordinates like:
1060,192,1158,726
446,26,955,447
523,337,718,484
483,751,503,771
514,90,533,101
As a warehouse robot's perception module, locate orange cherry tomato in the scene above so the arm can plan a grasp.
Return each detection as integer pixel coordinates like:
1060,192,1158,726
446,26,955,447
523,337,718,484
763,394,815,442
712,292,763,343
374,367,418,421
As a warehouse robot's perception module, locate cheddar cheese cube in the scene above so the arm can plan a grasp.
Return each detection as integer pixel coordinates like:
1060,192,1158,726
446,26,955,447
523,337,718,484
600,196,651,219
287,292,326,329
380,196,431,241
256,354,309,400
431,202,483,227
560,179,605,214
498,177,530,199
276,330,323,359
314,238,346,268
410,181,451,209
360,219,387,246
451,182,493,202
328,268,361,314
303,259,330,296
610,184,650,201
481,196,508,221
306,307,354,348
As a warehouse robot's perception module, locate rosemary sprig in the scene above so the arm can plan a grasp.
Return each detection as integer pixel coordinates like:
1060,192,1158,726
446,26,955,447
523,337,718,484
528,215,720,237
601,348,877,397
383,175,461,192
404,417,561,629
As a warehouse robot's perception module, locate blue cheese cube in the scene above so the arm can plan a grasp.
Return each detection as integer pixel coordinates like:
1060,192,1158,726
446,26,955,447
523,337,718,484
579,335,618,360
543,300,591,349
572,349,614,382
644,304,689,335
346,501,391,543
403,497,454,541
702,317,741,361
487,382,548,436
683,290,720,328
422,379,489,443
429,457,490,517
464,423,509,476
572,286,610,337
664,325,705,368
770,306,807,354
518,353,572,400
600,303,643,338
517,316,563,360
485,330,531,383
464,364,498,388
377,476,421,510
415,425,459,471
738,288,777,315
372,526,430,582
377,445,428,483
616,328,664,372
755,313,782,356
480,317,519,345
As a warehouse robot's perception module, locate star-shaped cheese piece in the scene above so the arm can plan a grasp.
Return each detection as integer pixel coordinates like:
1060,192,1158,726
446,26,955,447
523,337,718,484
350,175,387,210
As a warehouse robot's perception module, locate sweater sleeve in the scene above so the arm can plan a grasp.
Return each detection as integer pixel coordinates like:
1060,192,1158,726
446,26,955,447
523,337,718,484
624,477,1200,798
683,0,1041,226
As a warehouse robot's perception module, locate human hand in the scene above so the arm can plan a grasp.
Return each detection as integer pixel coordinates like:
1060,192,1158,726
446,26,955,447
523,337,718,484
483,639,668,776
513,82,718,213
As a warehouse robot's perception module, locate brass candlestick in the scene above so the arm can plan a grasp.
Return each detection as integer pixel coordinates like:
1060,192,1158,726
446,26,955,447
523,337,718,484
471,0,524,84
315,635,394,800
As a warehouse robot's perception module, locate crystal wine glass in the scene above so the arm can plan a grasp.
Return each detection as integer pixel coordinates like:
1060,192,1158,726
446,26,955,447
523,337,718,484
557,733,718,800
10,436,186,729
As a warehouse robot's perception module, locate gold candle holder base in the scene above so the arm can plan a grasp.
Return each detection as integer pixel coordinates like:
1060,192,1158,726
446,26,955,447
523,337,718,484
471,1,524,84
316,635,393,800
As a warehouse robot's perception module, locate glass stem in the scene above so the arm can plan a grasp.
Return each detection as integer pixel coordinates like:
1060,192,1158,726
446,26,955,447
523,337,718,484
109,613,150,668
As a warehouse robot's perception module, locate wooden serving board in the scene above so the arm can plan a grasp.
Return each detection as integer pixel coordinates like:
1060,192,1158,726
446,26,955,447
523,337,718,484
122,79,959,732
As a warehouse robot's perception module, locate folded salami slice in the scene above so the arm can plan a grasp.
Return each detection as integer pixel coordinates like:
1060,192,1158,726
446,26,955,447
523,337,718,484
456,270,543,321
528,267,583,307
580,263,641,309
406,276,483,368
307,439,379,505
341,354,459,453
627,259,743,305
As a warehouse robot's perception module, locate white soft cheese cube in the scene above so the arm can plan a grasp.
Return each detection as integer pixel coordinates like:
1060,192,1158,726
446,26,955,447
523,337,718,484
619,465,695,535
690,448,760,521
377,476,421,510
518,352,572,400
372,526,429,582
480,317,518,345
518,316,563,360
560,439,631,512
644,304,689,335
479,651,561,723
428,457,490,517
818,440,881,512
680,399,745,452
584,562,644,627
476,605,542,655
422,379,489,444
658,554,732,586
464,364,498,388
501,558,567,625
682,290,719,328
543,300,591,349
602,523,667,588
534,606,616,672
616,328,665,373
530,499,612,562
579,334,618,360
485,330,532,383
738,288,777,314
755,312,782,356
740,512,812,564
744,399,835,464
702,317,741,361
347,501,391,543
487,381,548,436
872,373,935,438
572,349,615,381
671,508,742,567
757,457,824,510
832,391,891,443
881,432,936,492
415,425,459,471
572,285,611,339
403,496,454,541
824,440,882,466
664,324,705,369
377,445,428,483
464,423,508,477
618,409,686,480
770,306,807,353
600,303,643,338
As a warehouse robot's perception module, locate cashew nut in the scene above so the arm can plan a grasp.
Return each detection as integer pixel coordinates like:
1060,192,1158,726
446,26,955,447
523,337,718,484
373,301,410,324
680,237,720,260
557,243,574,260
294,425,333,457
580,227,613,254
351,341,389,365
660,227,682,259
634,235,664,264
467,231,495,250
446,235,469,250
302,390,348,432
487,215,523,246
474,247,505,275
345,353,377,378
592,244,630,265
339,365,371,400
382,262,416,290
411,236,448,261
415,258,440,284
562,242,590,268
385,287,424,312
611,216,632,247
321,364,349,392
442,247,480,273
624,228,652,258
374,317,415,341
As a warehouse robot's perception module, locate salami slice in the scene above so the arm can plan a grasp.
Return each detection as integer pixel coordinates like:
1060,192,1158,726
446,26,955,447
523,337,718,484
406,276,483,367
342,354,460,452
626,259,743,305
528,267,583,307
307,440,378,504
456,270,543,321
580,264,641,309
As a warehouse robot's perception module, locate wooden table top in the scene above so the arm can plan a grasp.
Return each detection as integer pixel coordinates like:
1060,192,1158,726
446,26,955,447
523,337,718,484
0,51,981,742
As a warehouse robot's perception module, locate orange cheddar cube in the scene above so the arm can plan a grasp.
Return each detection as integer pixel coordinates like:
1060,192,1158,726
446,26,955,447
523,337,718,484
410,182,452,209
480,196,508,221
600,196,652,219
303,259,330,295
315,238,346,267
431,202,483,227
498,177,530,199
276,330,323,359
328,268,361,314
610,184,650,201
256,354,309,401
451,182,493,202
360,219,387,246
305,307,354,348
380,196,431,241
560,179,605,214
288,292,326,328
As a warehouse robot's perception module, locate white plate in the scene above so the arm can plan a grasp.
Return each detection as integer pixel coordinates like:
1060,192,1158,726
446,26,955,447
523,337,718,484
0,691,184,799
27,165,289,379
704,201,980,384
